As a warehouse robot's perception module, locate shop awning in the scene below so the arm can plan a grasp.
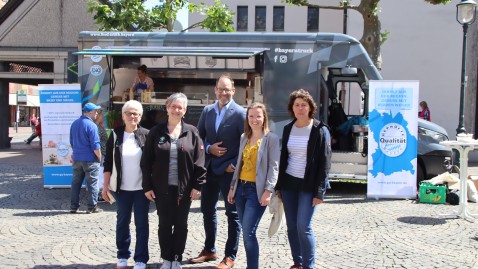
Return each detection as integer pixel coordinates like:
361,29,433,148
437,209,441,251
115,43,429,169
74,46,269,58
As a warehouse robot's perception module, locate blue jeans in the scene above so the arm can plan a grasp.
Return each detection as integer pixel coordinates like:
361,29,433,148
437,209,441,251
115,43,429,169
25,133,38,143
200,171,241,259
234,182,266,269
115,190,150,263
70,161,99,210
281,190,317,269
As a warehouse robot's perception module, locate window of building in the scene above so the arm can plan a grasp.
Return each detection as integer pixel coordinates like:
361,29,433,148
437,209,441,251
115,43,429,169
307,7,319,32
273,6,284,32
237,6,248,32
255,6,266,31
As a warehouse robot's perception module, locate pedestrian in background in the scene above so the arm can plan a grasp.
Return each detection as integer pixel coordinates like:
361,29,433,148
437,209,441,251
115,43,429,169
25,117,41,145
94,108,108,200
69,102,102,214
419,101,431,121
102,100,150,269
191,74,246,269
142,93,206,269
227,102,280,269
29,113,37,132
275,89,331,269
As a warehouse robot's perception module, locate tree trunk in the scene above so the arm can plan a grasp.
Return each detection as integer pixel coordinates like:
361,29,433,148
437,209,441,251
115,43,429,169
357,0,382,69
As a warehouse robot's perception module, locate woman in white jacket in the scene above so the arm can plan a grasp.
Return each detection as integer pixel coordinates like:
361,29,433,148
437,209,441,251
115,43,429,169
227,102,280,269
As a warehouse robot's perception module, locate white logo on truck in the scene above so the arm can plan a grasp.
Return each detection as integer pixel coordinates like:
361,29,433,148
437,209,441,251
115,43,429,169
90,65,103,76
90,46,102,63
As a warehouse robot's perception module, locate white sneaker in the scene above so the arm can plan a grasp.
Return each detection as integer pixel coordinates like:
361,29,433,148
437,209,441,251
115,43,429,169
116,258,128,269
171,260,182,269
160,260,172,269
134,262,147,269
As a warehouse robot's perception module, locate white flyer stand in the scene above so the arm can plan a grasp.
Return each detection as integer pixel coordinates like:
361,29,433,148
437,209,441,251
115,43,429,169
367,81,419,199
39,84,82,188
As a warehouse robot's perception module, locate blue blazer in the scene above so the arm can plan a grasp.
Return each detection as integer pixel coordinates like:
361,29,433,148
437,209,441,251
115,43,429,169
197,100,246,175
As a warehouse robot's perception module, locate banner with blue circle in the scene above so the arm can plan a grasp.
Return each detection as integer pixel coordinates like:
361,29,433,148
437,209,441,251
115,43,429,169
367,81,419,199
39,84,82,188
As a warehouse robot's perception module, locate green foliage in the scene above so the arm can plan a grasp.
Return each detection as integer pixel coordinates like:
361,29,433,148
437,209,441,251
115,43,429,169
87,0,233,32
424,0,452,4
196,0,234,32
339,0,351,7
380,30,390,45
87,0,163,31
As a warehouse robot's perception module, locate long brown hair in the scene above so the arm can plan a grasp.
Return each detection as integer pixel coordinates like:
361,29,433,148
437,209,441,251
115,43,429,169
244,102,269,139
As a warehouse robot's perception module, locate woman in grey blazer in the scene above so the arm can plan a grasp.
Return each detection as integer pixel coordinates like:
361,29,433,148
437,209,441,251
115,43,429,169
227,102,280,269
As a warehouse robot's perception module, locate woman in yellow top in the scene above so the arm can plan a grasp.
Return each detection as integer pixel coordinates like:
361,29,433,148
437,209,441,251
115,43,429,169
227,102,280,269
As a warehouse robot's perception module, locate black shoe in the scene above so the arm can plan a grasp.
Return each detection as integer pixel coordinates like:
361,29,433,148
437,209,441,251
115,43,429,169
24,140,30,144
86,206,103,214
70,208,79,213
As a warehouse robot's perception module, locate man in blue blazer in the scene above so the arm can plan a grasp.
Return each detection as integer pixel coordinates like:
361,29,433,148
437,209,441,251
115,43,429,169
191,74,246,269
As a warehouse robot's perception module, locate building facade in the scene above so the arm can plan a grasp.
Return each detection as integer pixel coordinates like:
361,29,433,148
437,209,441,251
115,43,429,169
190,0,477,142
0,0,96,147
0,0,476,148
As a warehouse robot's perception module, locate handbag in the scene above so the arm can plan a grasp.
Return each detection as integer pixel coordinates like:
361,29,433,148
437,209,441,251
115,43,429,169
108,131,118,192
268,193,284,237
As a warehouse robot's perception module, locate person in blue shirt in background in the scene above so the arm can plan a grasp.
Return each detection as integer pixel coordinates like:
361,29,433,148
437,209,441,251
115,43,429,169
69,102,103,214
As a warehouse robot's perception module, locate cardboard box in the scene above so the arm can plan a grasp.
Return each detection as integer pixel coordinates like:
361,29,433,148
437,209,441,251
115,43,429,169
468,175,478,191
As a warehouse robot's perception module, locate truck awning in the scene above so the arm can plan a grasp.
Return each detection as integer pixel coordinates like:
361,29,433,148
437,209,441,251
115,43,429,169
74,46,269,58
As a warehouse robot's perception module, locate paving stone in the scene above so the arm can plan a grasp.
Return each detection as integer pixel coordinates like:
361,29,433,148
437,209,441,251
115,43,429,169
2,128,478,268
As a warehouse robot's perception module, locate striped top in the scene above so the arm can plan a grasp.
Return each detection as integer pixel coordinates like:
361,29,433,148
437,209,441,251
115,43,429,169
285,122,312,178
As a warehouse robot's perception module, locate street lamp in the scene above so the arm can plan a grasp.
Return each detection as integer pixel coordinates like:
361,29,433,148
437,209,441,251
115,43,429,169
456,0,477,135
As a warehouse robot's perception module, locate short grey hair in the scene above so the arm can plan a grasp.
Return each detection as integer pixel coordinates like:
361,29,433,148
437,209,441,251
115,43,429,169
166,92,188,107
122,100,143,115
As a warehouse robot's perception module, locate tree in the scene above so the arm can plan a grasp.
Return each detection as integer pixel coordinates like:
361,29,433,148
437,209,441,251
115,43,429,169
87,0,234,32
284,0,452,69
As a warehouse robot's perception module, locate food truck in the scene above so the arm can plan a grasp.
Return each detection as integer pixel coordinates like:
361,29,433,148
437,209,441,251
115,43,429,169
75,31,452,182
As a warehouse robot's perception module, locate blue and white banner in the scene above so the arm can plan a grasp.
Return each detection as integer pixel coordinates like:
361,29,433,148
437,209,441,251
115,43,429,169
367,81,419,199
39,84,82,188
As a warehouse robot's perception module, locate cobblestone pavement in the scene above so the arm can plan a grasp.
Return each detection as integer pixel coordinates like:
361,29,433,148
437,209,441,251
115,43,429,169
1,128,478,269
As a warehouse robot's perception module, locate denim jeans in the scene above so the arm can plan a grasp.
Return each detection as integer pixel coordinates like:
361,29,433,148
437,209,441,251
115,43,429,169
281,190,317,269
115,190,150,263
25,133,38,144
234,182,266,269
155,186,192,262
200,171,241,259
70,161,99,210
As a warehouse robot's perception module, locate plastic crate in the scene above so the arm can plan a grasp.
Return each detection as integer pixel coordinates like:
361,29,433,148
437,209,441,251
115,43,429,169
419,182,446,204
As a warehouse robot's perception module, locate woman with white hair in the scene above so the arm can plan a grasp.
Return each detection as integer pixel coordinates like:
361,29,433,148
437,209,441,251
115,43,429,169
142,93,206,269
102,100,150,269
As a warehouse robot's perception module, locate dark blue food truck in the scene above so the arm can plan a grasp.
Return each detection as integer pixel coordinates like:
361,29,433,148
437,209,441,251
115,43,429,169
76,31,452,183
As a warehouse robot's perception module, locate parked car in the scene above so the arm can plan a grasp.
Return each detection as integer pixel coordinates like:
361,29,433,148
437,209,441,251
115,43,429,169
417,118,454,185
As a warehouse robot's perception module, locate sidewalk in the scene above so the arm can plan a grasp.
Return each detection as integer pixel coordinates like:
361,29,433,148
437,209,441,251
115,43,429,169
1,127,478,268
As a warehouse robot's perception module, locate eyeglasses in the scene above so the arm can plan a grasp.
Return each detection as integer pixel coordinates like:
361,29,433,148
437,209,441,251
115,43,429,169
216,87,234,93
170,104,185,111
124,111,141,117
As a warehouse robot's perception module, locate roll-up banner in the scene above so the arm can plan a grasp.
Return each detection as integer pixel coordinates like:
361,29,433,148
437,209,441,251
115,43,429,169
39,84,82,188
367,81,419,199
